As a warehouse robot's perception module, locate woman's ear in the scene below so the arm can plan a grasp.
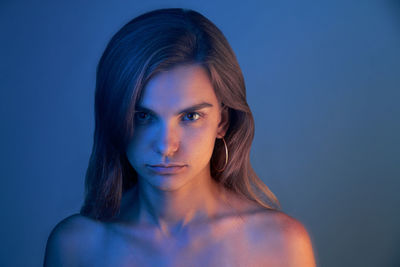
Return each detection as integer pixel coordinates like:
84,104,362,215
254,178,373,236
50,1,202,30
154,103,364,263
217,106,229,138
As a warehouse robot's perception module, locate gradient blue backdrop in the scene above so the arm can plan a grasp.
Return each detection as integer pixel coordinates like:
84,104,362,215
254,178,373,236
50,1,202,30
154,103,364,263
1,0,399,266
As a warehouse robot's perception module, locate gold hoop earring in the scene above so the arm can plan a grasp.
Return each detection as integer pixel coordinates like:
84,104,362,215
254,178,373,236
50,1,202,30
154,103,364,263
215,137,228,172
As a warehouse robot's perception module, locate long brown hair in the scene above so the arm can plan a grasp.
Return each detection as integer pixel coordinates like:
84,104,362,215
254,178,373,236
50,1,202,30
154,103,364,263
80,8,281,221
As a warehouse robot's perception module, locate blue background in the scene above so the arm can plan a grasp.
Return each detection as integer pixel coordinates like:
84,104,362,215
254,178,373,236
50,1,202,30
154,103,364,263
1,0,399,266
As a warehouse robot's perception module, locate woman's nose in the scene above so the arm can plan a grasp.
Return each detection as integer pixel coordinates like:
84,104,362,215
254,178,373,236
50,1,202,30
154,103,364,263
154,122,180,157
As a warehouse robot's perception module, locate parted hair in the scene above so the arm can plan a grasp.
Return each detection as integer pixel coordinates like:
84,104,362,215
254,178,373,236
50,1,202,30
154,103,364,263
80,8,281,220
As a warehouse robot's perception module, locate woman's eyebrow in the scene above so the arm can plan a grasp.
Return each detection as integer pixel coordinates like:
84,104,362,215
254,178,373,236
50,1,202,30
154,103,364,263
135,102,214,115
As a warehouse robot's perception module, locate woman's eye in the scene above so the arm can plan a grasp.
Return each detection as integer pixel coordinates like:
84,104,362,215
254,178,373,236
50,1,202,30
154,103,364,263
183,112,201,122
135,112,151,122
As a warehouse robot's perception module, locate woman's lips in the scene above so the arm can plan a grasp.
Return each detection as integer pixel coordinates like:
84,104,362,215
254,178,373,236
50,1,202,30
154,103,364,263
147,164,187,175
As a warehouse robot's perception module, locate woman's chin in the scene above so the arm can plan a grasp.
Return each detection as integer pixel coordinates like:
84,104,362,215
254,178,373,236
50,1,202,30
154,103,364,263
140,174,191,192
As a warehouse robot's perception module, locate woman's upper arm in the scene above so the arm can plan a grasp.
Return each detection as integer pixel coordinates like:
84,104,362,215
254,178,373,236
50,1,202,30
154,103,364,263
44,214,99,267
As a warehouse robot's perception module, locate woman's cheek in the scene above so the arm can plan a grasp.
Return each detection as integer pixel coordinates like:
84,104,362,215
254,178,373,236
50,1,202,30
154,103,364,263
185,121,214,139
131,124,156,142
184,122,217,153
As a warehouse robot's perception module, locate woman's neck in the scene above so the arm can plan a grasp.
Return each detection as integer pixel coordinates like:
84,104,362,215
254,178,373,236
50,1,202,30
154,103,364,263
120,170,229,238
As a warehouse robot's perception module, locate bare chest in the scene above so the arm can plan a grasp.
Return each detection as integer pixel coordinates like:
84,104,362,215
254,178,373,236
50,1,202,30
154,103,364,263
99,236,258,266
88,215,285,267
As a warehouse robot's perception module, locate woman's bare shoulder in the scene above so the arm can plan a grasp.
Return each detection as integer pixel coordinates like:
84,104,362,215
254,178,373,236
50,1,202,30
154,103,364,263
44,213,105,266
255,209,305,230
253,209,317,266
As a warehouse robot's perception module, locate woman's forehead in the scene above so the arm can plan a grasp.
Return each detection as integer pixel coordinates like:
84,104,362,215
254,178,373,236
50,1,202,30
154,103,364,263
137,64,219,113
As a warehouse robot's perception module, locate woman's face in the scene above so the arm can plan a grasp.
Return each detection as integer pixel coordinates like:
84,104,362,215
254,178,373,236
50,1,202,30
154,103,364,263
126,64,228,191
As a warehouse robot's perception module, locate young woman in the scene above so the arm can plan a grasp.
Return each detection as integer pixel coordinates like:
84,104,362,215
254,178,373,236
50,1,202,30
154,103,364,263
44,8,316,266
